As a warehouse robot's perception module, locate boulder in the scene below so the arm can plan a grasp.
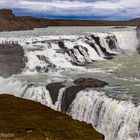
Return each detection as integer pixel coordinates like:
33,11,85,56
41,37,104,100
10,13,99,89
46,82,65,104
74,77,108,87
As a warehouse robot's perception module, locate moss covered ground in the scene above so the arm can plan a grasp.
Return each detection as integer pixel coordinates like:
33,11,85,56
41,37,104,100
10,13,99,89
0,94,104,140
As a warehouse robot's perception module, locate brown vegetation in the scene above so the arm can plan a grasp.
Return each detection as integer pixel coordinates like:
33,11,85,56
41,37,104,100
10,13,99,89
0,94,104,140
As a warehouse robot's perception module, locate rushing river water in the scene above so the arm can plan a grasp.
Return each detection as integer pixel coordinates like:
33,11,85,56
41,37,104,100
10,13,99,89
0,26,139,140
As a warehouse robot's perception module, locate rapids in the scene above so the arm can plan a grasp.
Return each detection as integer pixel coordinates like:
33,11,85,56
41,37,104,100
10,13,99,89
0,26,139,140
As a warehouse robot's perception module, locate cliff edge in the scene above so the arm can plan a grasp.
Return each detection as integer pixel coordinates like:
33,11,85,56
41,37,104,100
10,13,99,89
0,9,49,31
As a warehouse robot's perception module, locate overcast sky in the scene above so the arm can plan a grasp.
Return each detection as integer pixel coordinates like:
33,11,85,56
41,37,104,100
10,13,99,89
0,0,140,20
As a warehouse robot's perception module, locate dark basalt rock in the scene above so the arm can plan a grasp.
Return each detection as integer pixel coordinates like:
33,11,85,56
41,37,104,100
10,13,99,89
0,9,15,19
61,78,108,113
0,43,25,77
90,35,116,59
136,25,140,54
61,85,85,113
106,36,117,50
74,77,108,87
74,45,88,56
136,25,140,39
58,41,67,49
87,42,100,56
46,82,65,104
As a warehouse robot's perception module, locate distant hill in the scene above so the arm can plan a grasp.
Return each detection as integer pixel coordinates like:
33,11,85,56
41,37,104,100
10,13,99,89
0,9,139,32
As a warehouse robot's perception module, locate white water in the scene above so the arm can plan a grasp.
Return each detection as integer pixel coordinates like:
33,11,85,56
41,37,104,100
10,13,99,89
0,27,139,140
0,28,138,73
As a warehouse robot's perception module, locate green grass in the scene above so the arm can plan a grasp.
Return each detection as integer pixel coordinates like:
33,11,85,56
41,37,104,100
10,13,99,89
0,94,104,140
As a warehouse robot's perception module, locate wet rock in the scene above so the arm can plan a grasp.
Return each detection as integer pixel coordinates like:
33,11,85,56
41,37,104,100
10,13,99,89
74,45,88,56
61,78,107,112
58,41,67,49
0,44,25,77
136,25,140,54
106,36,117,50
90,35,116,59
87,42,100,56
46,82,65,104
74,77,108,87
136,25,140,39
61,85,85,113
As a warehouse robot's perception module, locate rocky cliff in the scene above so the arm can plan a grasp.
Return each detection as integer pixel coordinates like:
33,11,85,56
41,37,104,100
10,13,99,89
0,9,49,31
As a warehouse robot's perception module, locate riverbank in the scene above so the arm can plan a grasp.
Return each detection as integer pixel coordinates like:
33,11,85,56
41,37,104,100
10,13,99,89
0,94,104,140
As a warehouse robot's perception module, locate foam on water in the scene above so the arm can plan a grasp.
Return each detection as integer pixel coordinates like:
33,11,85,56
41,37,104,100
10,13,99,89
0,27,139,140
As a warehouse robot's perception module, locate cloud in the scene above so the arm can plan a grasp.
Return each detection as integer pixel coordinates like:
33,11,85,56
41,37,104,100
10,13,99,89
0,0,140,20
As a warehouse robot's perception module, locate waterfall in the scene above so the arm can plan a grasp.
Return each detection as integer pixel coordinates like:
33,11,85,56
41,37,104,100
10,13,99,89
0,28,139,140
69,90,140,140
0,77,140,140
0,30,138,73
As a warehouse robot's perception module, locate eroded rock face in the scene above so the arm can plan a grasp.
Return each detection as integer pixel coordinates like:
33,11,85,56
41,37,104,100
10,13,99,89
74,78,108,87
0,44,25,77
61,85,85,113
90,35,116,59
61,78,107,112
136,25,140,53
46,82,65,104
46,78,107,113
0,9,15,19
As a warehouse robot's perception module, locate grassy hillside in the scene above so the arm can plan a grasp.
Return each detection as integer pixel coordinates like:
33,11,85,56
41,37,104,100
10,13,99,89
0,94,104,140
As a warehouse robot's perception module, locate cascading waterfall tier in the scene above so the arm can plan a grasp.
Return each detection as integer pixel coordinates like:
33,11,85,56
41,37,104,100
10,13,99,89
0,28,139,140
0,30,138,74
0,77,140,140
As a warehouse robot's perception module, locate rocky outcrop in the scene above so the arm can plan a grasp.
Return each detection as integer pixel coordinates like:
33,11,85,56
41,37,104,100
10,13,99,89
0,9,49,31
0,9,15,19
61,85,85,112
90,35,116,59
136,25,140,54
0,43,25,77
136,25,140,38
46,82,65,104
46,78,107,113
61,78,107,112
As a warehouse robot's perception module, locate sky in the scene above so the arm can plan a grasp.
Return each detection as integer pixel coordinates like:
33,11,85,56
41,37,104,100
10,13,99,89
0,0,140,21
